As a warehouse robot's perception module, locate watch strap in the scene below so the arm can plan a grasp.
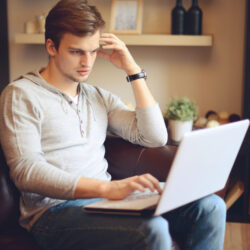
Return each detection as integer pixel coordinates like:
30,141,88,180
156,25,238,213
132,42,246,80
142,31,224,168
126,70,147,82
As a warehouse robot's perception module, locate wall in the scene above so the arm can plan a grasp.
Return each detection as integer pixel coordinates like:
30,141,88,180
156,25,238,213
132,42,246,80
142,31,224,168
7,0,247,117
0,0,9,92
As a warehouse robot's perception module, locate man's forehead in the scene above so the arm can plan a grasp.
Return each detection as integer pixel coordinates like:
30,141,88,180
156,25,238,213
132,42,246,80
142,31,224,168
60,32,100,49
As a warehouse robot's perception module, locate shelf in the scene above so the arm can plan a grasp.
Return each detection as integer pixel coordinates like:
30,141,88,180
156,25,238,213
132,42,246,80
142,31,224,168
15,33,45,44
15,33,213,47
119,34,213,46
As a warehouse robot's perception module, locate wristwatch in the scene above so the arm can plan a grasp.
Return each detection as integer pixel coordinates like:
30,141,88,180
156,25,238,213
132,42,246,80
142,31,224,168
126,70,147,82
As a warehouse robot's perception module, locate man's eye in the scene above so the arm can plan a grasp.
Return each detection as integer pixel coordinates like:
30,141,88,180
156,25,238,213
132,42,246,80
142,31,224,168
70,50,81,55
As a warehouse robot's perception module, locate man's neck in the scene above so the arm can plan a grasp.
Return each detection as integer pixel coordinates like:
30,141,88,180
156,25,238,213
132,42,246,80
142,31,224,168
40,64,79,97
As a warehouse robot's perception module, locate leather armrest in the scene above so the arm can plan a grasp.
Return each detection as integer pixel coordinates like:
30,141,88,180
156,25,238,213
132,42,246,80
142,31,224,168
0,148,20,231
104,136,177,181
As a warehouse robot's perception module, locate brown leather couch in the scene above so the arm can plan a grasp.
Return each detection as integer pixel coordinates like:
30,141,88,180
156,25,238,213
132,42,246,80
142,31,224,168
0,136,177,250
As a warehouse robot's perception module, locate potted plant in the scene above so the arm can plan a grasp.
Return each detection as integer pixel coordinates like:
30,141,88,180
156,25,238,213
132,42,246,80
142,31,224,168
165,97,198,143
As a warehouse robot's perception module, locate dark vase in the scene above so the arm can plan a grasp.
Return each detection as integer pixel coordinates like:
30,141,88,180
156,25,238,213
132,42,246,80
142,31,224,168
171,0,186,35
186,0,202,35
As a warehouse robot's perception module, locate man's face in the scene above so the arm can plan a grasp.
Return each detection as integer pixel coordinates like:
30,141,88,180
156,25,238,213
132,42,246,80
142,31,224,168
51,31,100,83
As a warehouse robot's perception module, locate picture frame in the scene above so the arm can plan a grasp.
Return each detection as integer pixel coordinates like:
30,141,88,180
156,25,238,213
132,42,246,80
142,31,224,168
110,0,143,34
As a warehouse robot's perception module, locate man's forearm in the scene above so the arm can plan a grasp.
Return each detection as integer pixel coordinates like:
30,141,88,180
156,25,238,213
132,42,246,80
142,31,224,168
74,177,108,199
125,66,156,109
130,77,156,109
74,174,162,200
98,34,156,109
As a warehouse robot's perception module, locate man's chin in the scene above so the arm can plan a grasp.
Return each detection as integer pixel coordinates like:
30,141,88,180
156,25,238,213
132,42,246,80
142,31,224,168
78,76,89,82
69,75,89,83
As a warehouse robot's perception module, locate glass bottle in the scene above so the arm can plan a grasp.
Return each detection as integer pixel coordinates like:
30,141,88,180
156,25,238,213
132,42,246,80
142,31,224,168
186,0,202,35
171,0,186,35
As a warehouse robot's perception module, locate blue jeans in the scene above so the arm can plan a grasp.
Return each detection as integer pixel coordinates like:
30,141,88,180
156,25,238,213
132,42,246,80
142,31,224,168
30,194,226,250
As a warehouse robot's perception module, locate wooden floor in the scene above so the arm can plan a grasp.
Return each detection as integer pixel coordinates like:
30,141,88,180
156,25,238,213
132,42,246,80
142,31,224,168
224,223,250,250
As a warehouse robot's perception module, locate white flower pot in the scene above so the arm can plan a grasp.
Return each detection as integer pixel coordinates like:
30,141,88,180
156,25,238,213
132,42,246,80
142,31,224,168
168,120,193,143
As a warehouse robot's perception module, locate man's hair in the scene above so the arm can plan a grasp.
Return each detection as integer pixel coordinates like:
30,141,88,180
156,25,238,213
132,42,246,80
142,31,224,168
45,0,105,49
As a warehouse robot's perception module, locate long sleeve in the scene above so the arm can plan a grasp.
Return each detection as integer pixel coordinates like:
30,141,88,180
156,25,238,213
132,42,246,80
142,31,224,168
95,87,168,147
0,84,79,199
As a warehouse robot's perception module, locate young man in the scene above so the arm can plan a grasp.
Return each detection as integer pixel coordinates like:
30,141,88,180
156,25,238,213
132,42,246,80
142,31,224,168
0,0,226,249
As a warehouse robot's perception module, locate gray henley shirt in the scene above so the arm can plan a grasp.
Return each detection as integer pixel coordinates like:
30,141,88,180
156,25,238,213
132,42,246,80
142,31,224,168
0,70,168,230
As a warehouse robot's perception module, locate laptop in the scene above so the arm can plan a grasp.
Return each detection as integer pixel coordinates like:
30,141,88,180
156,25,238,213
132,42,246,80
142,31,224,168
83,119,249,216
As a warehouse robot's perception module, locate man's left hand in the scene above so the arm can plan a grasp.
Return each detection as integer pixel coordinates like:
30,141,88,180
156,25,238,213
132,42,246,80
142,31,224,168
98,33,141,75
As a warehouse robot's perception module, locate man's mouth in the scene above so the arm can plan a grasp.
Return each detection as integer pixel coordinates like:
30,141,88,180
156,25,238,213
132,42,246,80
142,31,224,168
77,70,90,76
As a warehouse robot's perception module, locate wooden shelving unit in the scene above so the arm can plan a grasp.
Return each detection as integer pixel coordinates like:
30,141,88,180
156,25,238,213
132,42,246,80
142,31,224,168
15,33,213,47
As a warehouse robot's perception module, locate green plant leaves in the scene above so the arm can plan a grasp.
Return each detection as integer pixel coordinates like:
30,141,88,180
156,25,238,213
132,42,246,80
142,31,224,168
165,98,198,121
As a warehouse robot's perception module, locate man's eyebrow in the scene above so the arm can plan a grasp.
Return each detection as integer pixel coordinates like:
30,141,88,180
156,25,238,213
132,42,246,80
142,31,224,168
68,46,100,52
92,46,101,52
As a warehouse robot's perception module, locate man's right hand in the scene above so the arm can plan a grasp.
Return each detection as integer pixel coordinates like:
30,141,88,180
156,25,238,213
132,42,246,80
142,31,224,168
102,174,162,200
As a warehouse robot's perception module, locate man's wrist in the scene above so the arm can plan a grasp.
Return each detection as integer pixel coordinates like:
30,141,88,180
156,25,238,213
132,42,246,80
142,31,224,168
98,181,109,198
125,65,141,76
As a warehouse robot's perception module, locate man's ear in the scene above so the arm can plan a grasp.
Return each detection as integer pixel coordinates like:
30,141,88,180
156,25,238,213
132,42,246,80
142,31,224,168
45,39,57,56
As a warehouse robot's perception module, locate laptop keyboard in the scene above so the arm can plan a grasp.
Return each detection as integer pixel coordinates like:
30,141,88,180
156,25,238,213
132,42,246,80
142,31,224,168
125,192,159,201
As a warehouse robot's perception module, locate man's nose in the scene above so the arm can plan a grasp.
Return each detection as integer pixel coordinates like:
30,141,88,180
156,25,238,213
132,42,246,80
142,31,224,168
80,53,91,67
